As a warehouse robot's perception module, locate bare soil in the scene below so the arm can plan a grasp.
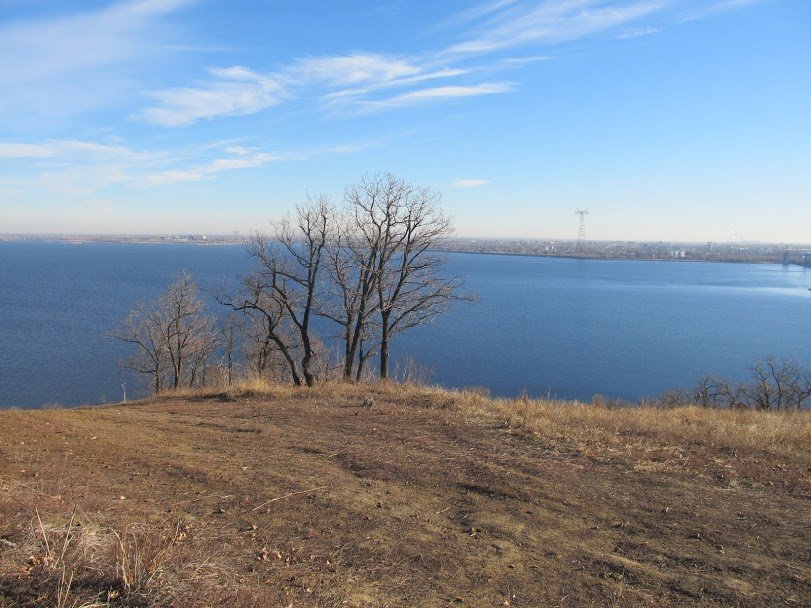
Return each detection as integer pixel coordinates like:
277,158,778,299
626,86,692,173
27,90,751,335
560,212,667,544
0,385,808,607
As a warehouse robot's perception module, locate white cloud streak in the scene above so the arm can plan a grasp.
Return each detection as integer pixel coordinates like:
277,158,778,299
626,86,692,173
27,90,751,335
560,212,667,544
618,26,662,39
137,0,681,127
0,1,767,135
674,0,765,23
0,134,382,195
383,83,514,105
138,67,286,127
0,143,56,158
292,54,420,85
129,151,276,187
445,0,665,54
0,0,194,119
454,179,492,188
0,138,274,193
6,0,755,128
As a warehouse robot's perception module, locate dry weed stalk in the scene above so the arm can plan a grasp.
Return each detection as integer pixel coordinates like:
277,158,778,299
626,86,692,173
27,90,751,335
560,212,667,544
2,509,204,607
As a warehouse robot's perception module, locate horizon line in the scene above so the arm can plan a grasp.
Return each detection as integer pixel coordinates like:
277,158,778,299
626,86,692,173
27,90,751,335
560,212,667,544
2,233,810,247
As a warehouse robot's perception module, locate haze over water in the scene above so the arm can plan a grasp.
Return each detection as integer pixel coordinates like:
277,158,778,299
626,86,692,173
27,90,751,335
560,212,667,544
0,240,808,409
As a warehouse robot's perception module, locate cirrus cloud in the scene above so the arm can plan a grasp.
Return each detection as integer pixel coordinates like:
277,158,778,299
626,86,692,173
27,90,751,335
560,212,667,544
453,179,492,188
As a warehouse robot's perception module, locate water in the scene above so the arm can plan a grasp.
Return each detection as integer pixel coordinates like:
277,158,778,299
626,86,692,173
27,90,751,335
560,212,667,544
0,241,808,408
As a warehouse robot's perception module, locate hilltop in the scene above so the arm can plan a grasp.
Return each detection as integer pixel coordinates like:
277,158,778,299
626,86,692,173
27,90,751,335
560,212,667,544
1,383,809,607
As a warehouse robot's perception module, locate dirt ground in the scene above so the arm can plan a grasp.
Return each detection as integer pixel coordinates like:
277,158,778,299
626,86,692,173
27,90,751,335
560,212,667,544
0,385,809,607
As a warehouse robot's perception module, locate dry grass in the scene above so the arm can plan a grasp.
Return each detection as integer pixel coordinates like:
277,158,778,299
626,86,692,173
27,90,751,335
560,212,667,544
1,380,809,607
0,507,239,607
112,379,811,464
334,381,811,457
473,392,811,454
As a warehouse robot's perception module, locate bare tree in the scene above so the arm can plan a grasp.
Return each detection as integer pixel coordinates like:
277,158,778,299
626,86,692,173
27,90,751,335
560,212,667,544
112,302,168,395
218,314,239,387
657,387,691,408
222,177,469,386
111,271,218,394
742,356,811,411
218,257,304,386
693,374,733,408
220,197,332,387
358,174,467,379
320,187,385,381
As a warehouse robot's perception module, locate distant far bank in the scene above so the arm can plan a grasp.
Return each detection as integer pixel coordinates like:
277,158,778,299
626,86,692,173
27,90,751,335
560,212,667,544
3,233,810,266
436,237,811,266
0,233,247,246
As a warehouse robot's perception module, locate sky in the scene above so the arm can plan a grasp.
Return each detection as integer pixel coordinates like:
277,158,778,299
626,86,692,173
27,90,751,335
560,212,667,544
0,0,809,242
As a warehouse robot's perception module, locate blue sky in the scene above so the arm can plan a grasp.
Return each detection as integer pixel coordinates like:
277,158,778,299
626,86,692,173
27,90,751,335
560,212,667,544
0,0,809,242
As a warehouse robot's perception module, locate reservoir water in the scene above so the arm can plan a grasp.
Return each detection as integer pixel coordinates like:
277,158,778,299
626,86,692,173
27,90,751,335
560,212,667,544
0,240,808,408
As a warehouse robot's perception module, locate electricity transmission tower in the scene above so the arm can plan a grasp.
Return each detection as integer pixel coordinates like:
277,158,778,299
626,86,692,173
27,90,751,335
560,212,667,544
575,209,589,250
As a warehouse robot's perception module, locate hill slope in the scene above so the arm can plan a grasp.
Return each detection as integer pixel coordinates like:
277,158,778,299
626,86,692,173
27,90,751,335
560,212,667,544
1,383,809,607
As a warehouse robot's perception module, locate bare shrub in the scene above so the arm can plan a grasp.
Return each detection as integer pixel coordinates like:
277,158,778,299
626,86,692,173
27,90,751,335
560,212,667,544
656,388,690,408
464,386,492,399
392,355,434,385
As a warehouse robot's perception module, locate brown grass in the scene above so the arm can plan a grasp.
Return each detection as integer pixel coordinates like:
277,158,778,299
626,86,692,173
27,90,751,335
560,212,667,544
1,381,809,607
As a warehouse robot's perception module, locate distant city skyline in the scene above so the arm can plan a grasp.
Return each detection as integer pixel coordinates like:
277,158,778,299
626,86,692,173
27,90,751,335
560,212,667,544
1,0,809,242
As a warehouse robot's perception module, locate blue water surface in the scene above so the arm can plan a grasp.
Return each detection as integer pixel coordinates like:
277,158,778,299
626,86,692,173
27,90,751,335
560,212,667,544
0,241,808,407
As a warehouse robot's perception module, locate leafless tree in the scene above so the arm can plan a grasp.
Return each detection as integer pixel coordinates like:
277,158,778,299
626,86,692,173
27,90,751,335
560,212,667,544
657,387,691,408
218,256,304,386
692,374,733,408
742,356,811,411
111,271,218,393
319,187,385,381
220,197,332,387
357,173,467,379
112,302,168,394
218,314,239,387
221,176,469,386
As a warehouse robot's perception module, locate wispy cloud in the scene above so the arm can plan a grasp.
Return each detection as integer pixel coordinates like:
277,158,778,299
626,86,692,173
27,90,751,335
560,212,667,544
291,54,421,85
454,179,492,188
0,0,191,79
0,0,195,120
618,26,662,39
0,138,272,193
0,143,56,158
322,67,471,104
0,0,770,139
137,0,679,127
676,0,765,23
0,134,381,195
382,83,514,106
138,53,480,125
445,0,664,54
432,0,521,32
500,55,553,65
129,150,276,187
138,67,286,127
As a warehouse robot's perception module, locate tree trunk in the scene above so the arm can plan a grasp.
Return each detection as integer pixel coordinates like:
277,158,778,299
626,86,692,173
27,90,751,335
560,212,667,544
274,338,302,386
343,328,354,381
355,339,367,382
380,312,390,380
302,353,315,387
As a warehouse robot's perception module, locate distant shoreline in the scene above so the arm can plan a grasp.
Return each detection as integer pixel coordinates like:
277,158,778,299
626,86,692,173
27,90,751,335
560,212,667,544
2,234,810,267
437,248,778,265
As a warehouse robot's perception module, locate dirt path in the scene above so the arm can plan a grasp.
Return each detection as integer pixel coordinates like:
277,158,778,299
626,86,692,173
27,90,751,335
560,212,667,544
1,389,809,607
